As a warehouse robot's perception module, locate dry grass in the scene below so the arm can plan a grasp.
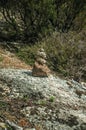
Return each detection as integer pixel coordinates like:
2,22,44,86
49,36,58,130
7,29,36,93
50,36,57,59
0,48,32,69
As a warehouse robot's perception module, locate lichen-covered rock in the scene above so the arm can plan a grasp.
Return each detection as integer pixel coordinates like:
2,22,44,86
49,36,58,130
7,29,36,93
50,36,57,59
0,122,7,130
0,69,86,130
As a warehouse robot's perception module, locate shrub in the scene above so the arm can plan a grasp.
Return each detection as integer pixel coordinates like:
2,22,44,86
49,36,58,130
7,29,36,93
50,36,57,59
16,43,41,65
41,30,86,81
0,0,56,42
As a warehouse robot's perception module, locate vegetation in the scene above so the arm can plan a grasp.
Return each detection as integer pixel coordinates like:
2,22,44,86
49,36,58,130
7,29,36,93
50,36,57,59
55,0,86,31
0,55,3,62
0,0,85,42
43,31,86,81
0,0,56,42
49,96,55,102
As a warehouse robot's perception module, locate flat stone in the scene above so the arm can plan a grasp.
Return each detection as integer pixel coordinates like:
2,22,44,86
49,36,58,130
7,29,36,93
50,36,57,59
36,58,46,65
32,62,51,77
0,122,7,129
37,49,46,59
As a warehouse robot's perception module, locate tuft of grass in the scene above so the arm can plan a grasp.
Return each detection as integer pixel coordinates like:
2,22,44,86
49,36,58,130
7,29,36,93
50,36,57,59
37,99,47,106
0,55,3,62
0,101,8,108
49,96,55,102
22,94,29,101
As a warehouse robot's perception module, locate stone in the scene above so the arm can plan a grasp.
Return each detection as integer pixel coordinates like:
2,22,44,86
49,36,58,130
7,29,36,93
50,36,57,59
80,123,86,130
36,58,46,65
81,82,86,87
32,48,51,77
37,48,47,59
32,62,51,77
0,122,7,129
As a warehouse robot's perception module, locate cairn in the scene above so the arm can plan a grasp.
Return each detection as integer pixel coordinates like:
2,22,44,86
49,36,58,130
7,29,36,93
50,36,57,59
32,48,51,77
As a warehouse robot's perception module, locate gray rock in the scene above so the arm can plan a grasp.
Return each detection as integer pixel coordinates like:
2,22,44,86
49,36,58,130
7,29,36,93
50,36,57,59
0,68,86,130
0,122,7,130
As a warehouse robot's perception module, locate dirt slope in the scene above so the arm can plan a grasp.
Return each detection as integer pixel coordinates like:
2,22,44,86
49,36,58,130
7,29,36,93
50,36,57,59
0,47,32,69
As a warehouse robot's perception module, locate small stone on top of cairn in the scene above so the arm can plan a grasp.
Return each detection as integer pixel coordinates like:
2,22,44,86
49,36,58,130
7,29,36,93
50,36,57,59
32,48,51,77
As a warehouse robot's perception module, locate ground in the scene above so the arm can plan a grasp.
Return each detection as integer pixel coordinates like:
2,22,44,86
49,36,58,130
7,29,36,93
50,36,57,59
0,47,32,69
0,47,33,129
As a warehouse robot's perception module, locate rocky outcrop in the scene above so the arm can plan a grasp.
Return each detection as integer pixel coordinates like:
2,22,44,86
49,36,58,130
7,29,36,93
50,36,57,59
32,48,51,77
0,69,86,130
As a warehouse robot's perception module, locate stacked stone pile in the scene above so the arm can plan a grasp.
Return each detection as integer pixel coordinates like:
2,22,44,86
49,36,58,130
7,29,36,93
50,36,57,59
32,48,51,77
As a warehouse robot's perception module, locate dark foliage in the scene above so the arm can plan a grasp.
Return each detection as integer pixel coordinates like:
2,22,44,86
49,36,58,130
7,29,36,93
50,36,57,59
0,0,85,42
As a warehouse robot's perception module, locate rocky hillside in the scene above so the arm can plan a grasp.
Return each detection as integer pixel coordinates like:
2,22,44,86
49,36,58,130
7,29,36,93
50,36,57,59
0,69,86,130
0,46,86,130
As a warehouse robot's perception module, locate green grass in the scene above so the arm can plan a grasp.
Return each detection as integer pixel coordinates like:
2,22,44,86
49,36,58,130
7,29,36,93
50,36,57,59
0,55,3,62
16,43,42,66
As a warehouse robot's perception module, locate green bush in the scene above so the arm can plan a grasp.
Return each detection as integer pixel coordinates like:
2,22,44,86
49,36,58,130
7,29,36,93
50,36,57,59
41,30,86,81
16,43,41,65
0,0,56,42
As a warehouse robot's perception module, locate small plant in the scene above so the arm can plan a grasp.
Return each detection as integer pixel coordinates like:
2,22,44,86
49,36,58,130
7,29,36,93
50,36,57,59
7,126,13,130
0,55,3,62
22,95,29,101
0,101,8,108
37,99,47,106
49,96,55,102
